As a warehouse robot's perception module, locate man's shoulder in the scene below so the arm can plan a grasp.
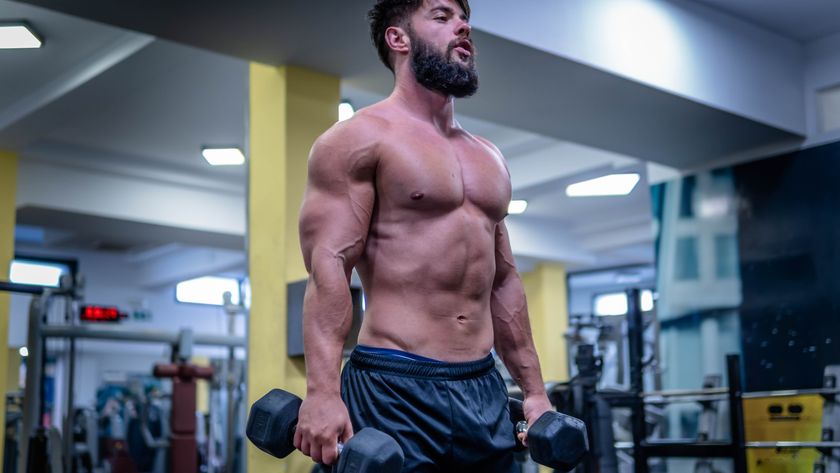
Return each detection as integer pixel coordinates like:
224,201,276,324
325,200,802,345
316,105,392,151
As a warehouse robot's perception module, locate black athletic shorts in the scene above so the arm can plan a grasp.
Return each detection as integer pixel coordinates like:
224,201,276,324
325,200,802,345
340,346,517,472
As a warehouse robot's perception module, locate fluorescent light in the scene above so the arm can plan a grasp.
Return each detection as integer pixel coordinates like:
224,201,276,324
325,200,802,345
566,173,640,197
202,147,245,166
9,260,66,287
0,25,42,49
19,347,28,358
338,101,355,122
176,276,241,306
508,200,528,215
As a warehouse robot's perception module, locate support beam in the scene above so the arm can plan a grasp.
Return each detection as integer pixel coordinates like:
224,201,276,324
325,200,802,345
0,33,153,135
0,150,19,464
247,64,339,473
506,217,597,266
17,157,245,238
136,246,245,289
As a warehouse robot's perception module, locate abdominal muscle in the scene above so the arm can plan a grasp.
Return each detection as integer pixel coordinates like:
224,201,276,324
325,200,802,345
354,212,498,362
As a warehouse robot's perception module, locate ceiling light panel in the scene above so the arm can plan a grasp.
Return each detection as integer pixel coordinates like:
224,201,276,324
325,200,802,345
338,101,355,122
566,173,640,197
202,147,245,166
0,24,42,49
508,200,528,215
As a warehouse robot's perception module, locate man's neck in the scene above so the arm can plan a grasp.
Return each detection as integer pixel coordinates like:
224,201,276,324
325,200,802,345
390,69,458,133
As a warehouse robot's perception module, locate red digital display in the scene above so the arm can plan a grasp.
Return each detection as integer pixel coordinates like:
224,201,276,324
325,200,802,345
80,305,122,322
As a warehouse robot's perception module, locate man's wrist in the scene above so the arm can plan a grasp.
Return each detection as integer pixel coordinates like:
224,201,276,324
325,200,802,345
306,383,341,397
520,382,548,399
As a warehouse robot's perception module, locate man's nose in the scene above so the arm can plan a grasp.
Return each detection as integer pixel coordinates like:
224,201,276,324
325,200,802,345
455,19,471,38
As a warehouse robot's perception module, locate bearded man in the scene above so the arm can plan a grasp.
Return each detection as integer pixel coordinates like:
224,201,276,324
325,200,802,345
293,1,554,471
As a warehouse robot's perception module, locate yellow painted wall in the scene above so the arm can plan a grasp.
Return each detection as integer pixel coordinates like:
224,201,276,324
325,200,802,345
7,348,20,392
520,263,569,382
520,263,569,473
0,151,18,464
192,356,210,414
247,64,339,473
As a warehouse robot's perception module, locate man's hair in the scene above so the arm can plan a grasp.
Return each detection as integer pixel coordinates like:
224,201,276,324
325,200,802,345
368,0,471,72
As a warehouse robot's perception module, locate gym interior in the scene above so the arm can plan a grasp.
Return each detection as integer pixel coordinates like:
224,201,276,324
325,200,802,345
0,1,839,472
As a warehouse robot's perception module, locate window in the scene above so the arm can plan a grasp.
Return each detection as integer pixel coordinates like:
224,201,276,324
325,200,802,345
714,234,739,279
593,290,654,316
176,276,241,306
674,237,699,281
679,175,697,219
9,258,72,287
817,83,840,133
594,292,627,316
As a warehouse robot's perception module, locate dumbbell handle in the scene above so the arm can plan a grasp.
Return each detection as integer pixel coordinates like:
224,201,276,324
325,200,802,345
516,420,528,435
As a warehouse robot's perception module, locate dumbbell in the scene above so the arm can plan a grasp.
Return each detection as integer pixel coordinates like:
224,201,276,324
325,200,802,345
509,398,589,471
246,389,404,472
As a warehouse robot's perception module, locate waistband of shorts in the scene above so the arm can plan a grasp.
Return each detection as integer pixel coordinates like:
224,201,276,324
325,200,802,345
348,347,495,380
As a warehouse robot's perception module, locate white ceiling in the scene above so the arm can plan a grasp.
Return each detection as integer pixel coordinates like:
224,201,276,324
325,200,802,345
690,0,840,42
3,0,838,275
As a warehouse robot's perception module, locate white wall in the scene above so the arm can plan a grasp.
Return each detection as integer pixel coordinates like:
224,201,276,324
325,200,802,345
472,0,805,134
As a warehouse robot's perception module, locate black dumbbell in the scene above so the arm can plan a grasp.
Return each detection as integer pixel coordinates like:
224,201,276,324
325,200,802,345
509,398,589,471
246,389,404,472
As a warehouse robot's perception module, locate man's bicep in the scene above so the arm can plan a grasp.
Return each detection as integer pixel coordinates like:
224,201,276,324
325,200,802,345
299,140,375,272
494,221,517,284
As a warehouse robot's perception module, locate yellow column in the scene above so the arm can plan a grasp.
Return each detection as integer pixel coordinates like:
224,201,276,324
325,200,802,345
247,65,340,473
0,151,18,464
521,263,569,381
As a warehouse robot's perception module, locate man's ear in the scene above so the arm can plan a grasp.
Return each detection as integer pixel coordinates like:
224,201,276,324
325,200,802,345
385,25,410,56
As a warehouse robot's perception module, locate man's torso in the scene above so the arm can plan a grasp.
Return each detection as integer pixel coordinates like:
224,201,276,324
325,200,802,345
353,104,511,361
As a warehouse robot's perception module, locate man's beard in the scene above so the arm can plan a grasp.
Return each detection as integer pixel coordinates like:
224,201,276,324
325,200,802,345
409,33,478,98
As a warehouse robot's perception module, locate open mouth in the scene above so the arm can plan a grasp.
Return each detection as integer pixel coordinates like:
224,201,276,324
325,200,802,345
452,41,473,60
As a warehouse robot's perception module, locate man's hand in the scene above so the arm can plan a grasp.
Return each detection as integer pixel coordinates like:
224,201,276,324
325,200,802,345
293,393,354,465
517,394,553,447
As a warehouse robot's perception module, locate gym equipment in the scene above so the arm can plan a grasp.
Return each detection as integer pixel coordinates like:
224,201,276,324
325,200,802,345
564,289,840,473
246,388,404,472
816,365,839,473
508,398,589,471
2,277,82,473
153,330,215,473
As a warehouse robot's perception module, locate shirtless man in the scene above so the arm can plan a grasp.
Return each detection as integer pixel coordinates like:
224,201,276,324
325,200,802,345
293,0,553,470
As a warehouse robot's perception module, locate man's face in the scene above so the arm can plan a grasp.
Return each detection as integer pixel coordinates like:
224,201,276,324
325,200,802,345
407,0,478,98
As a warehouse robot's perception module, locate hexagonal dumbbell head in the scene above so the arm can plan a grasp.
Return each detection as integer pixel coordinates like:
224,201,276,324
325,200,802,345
246,389,302,458
527,411,589,471
335,428,404,473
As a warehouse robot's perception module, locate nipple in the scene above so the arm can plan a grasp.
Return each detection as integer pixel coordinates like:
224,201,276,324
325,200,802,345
411,192,424,200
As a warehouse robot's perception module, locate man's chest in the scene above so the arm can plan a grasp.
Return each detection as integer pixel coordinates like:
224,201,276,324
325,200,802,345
375,131,512,221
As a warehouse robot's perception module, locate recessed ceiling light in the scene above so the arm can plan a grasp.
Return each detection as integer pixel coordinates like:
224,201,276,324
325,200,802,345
338,100,355,122
566,173,640,197
0,24,43,49
202,147,245,166
508,200,528,215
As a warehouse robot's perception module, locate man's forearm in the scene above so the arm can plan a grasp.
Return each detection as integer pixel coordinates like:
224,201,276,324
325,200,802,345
491,273,547,398
302,261,354,396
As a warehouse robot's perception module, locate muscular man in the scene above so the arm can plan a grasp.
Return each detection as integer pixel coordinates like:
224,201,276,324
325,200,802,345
294,0,553,470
